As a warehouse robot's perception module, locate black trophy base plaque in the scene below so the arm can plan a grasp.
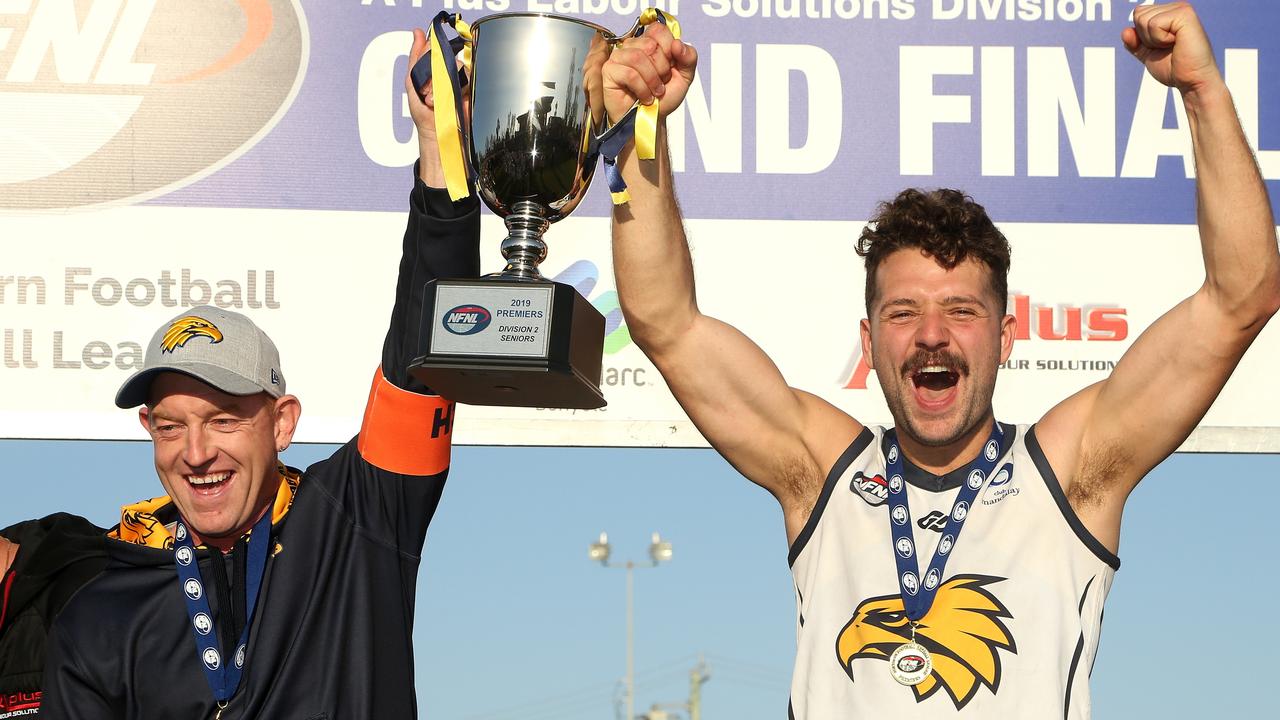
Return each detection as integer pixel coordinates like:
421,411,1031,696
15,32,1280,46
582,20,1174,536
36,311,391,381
408,277,606,409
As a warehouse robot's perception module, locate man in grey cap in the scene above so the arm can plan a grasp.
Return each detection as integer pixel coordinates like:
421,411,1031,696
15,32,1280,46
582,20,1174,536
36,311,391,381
40,33,479,719
103,306,296,555
112,305,298,554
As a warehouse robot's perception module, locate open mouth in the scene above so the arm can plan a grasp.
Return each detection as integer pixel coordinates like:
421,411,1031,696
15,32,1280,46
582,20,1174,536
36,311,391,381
902,353,968,411
912,365,960,392
187,471,231,493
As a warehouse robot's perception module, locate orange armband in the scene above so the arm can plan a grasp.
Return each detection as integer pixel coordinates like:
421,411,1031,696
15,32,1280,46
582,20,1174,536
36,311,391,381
357,367,454,475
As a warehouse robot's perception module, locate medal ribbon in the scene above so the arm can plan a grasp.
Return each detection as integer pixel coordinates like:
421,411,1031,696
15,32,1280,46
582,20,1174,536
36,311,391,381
173,511,271,705
884,423,1007,621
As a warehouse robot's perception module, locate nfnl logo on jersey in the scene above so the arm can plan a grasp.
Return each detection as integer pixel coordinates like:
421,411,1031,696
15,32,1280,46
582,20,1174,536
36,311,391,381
851,471,888,507
0,0,307,209
443,305,492,336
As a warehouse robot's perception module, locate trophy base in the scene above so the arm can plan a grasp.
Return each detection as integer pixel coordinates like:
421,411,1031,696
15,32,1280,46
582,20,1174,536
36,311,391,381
408,278,606,409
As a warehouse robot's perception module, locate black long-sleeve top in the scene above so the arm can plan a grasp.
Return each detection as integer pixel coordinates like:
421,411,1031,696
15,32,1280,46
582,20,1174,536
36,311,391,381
40,176,481,720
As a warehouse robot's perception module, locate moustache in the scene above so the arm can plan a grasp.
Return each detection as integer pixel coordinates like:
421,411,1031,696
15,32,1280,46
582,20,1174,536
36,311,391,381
900,350,970,379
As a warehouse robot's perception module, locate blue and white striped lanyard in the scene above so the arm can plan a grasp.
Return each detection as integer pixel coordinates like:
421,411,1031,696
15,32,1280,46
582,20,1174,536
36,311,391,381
884,423,1006,621
173,511,270,712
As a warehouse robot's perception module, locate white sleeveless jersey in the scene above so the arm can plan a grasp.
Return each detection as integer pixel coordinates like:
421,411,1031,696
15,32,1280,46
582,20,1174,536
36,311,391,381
788,424,1119,718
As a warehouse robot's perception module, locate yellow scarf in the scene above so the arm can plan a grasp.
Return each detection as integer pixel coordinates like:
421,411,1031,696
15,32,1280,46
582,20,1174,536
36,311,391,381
110,465,301,550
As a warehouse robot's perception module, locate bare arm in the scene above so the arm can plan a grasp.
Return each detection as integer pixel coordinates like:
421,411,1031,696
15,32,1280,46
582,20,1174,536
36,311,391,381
0,536,16,576
1037,1,1280,552
605,28,860,535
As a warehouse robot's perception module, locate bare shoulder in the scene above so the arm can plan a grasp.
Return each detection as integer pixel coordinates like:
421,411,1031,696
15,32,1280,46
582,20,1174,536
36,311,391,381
1034,381,1131,552
1034,381,1101,492
777,391,865,542
1037,379,1152,497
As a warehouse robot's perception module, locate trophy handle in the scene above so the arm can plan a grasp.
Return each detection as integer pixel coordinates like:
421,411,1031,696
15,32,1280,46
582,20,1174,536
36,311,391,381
613,7,679,44
593,8,681,205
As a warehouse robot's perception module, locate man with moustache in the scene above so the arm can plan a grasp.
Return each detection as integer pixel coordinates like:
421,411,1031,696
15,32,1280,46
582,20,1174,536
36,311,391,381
39,30,478,720
604,2,1277,716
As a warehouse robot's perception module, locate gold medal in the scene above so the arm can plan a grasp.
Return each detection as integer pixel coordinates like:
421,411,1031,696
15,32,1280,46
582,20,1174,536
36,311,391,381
889,640,932,686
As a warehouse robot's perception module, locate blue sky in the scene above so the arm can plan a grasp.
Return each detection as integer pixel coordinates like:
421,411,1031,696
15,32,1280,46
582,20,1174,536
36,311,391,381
2,439,1277,718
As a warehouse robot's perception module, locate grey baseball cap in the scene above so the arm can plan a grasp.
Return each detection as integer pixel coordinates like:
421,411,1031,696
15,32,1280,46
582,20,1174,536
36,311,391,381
115,305,286,408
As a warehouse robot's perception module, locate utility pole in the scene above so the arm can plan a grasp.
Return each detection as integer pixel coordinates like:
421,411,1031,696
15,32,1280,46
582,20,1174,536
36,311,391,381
639,658,712,720
626,559,634,720
689,656,710,720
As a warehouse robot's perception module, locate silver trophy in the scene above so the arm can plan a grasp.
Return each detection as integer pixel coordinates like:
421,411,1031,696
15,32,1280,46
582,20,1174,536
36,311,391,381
410,13,619,409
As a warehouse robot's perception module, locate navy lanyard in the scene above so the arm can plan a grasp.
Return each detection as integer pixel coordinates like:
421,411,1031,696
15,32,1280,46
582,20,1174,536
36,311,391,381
174,511,271,705
884,423,1007,621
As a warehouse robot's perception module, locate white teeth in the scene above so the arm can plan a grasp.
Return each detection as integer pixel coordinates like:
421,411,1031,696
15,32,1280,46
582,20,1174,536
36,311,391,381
188,472,230,486
921,365,951,373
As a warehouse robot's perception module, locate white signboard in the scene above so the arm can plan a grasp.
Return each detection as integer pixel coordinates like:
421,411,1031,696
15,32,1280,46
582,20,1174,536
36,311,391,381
2,0,1277,450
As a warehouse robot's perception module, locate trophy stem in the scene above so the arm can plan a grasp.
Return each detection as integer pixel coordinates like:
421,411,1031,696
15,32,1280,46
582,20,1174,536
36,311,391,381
500,200,551,280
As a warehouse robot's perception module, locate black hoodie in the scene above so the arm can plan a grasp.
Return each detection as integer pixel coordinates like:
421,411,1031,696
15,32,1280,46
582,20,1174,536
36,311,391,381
39,178,480,720
1,513,109,718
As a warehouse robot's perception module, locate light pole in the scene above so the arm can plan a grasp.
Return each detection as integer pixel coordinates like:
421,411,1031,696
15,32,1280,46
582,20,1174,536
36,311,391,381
589,531,673,720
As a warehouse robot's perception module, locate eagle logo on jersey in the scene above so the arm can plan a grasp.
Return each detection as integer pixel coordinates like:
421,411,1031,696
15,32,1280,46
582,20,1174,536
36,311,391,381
160,316,223,353
835,575,1016,709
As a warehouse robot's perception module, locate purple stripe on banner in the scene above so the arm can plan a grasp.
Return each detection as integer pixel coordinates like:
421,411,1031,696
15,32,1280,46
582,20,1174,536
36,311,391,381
69,1,1273,226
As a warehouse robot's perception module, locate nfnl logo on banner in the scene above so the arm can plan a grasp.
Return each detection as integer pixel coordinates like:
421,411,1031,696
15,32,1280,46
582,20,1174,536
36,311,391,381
0,0,1276,449
0,0,307,210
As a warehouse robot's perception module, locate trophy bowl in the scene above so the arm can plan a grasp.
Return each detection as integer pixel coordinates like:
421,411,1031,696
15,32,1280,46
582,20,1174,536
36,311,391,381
468,13,612,278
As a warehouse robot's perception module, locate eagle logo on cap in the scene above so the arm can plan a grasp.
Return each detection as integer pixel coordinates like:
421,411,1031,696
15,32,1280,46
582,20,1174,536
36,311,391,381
160,316,223,354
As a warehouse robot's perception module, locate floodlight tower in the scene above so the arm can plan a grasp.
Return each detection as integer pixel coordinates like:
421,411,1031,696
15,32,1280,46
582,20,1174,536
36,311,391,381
588,531,673,720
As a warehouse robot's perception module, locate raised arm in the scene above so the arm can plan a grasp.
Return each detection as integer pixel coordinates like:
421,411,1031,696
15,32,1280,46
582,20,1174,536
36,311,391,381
302,30,486,561
381,28,481,394
1037,2,1280,551
606,27,861,537
351,30,480,490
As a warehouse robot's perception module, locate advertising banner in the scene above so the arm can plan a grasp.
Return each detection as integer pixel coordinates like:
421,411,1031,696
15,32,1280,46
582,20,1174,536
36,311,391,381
2,0,1277,449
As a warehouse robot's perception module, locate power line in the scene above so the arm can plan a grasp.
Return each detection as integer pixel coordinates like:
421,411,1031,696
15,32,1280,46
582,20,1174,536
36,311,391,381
463,679,618,720
714,674,791,693
702,653,788,678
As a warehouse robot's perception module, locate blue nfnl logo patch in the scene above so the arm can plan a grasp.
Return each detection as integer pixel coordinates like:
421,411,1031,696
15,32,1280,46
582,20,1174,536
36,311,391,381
443,305,492,335
989,464,1012,487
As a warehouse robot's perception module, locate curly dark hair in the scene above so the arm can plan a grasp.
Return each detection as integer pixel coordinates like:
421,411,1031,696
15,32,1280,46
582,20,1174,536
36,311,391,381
856,188,1010,314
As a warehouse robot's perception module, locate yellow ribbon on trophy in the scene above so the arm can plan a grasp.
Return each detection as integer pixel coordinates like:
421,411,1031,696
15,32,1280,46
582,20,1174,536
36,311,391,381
415,9,682,206
633,8,681,164
602,8,683,205
427,13,474,201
